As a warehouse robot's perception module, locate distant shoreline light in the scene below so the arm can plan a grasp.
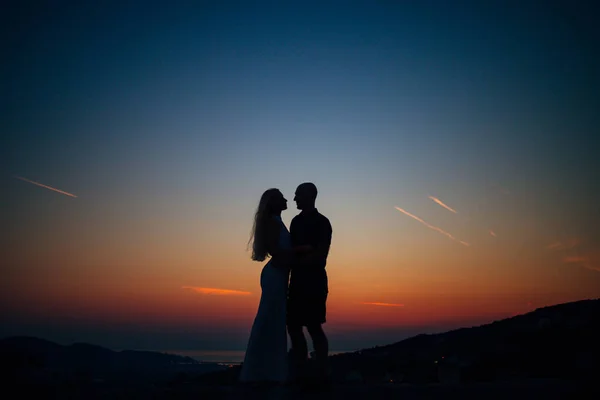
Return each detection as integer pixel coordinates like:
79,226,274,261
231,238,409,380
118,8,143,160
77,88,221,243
155,349,355,363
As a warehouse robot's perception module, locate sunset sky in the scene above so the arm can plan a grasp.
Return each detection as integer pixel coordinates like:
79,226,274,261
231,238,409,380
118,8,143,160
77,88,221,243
2,1,599,352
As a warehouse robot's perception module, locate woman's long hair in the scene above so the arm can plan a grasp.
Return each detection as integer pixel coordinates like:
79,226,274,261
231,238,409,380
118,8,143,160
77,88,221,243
248,188,280,261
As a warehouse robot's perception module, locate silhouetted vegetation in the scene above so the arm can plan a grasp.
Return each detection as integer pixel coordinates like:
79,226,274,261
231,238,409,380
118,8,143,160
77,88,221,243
323,298,600,384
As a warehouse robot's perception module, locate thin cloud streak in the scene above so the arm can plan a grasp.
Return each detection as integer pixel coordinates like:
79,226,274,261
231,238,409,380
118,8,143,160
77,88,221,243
14,175,77,198
428,196,457,214
546,238,581,251
582,264,600,272
561,255,600,273
394,206,470,246
547,239,598,272
361,302,404,307
489,230,497,237
546,242,563,250
182,286,251,296
563,256,587,264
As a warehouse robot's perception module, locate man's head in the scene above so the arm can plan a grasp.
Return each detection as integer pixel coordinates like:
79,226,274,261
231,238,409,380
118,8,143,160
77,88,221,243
294,182,318,210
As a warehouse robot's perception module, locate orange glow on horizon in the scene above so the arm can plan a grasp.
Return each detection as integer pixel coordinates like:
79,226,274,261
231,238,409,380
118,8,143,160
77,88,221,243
4,188,598,343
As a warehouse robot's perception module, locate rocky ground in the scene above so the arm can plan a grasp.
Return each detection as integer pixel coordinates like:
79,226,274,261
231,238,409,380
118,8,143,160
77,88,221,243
15,378,594,399
158,380,596,400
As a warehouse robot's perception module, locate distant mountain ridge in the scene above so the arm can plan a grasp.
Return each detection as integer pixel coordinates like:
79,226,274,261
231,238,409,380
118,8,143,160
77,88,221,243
197,298,600,385
0,336,223,386
0,335,198,366
328,298,600,383
3,298,599,387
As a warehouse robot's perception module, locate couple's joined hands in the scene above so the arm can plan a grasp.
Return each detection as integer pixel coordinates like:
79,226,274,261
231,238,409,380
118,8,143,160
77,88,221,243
293,245,313,253
272,245,313,267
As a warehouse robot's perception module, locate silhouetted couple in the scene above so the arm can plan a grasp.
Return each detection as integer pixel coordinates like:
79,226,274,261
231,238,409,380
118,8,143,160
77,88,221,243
239,182,333,387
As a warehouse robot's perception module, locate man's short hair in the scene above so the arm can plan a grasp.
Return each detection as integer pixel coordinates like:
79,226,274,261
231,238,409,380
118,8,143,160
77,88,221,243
299,182,318,199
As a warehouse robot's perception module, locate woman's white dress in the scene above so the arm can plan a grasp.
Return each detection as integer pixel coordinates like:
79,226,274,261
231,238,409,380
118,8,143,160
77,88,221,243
239,216,291,383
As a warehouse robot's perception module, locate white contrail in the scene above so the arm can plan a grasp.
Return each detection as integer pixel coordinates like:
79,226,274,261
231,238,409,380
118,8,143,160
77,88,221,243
428,196,458,214
394,206,470,246
14,175,77,198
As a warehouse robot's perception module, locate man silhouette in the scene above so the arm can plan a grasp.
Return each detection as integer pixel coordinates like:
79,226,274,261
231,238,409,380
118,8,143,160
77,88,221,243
287,182,333,385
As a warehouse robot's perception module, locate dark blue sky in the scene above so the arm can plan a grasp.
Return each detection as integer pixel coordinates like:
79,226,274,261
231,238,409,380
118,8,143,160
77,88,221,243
2,1,599,351
3,1,598,192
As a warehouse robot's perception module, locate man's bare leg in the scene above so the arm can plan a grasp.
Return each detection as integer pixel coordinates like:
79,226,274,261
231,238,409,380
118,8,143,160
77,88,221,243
307,324,330,383
287,323,309,382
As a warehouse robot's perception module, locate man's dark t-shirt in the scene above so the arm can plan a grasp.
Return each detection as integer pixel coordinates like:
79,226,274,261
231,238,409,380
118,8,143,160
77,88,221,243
289,208,332,296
